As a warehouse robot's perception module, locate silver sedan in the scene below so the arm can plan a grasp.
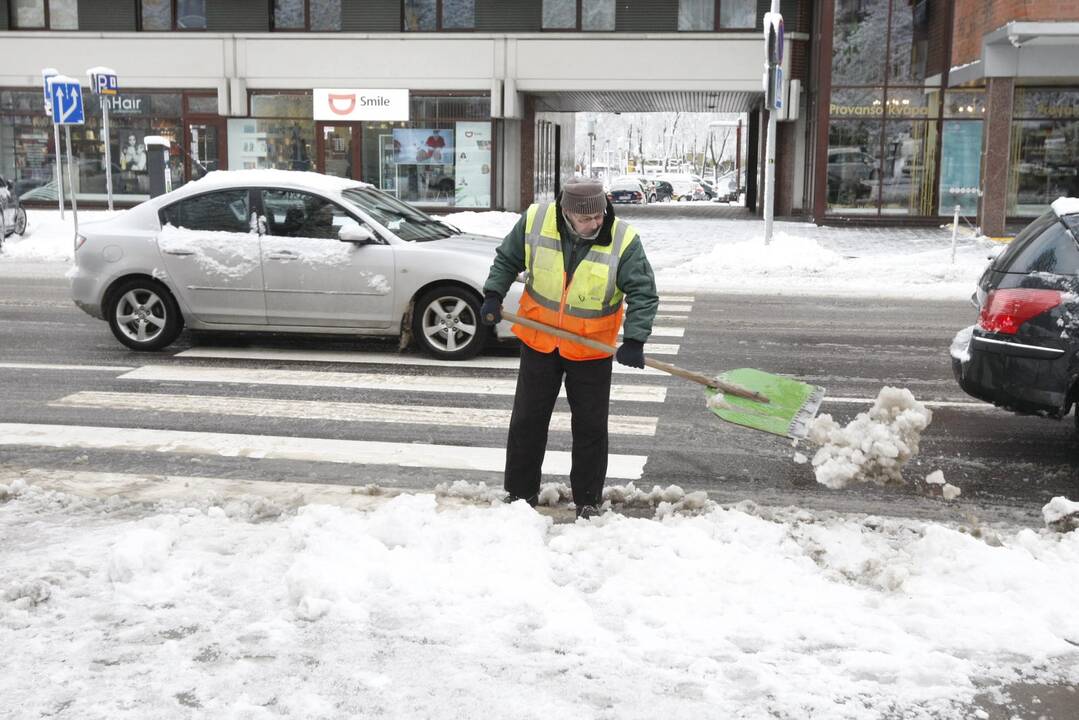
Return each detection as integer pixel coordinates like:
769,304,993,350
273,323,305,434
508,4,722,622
69,170,522,360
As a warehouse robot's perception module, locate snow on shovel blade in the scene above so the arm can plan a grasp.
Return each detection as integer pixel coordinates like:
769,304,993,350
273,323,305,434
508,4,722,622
705,368,825,439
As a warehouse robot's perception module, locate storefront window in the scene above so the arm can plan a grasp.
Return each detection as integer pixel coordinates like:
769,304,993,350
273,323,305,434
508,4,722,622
880,120,937,216
720,0,755,29
404,0,436,30
186,95,218,114
832,0,888,85
888,0,928,83
1008,89,1079,216
359,95,490,208
826,119,881,214
227,119,315,172
678,0,713,31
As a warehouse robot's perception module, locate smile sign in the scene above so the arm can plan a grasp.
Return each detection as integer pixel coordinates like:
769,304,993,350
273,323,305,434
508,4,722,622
313,89,410,121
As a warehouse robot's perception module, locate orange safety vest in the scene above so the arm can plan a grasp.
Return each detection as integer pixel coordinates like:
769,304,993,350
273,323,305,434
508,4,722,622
513,202,639,361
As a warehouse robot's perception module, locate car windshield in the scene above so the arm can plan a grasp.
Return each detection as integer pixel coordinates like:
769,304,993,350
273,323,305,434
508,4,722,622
341,187,458,242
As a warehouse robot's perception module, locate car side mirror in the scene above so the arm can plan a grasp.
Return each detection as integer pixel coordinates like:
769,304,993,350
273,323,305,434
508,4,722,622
339,224,377,245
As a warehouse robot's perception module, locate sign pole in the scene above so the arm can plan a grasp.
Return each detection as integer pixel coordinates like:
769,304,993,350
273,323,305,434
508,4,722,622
53,121,65,219
102,96,114,211
64,125,79,241
763,0,781,246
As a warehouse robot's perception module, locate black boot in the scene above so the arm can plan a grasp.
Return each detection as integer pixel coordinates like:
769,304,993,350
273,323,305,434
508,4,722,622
504,493,539,507
575,504,599,520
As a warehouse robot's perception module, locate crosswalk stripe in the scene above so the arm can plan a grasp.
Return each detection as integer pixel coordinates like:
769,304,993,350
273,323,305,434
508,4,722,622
622,326,684,338
0,423,648,479
824,396,993,409
118,365,668,403
53,391,660,436
658,303,692,313
175,347,669,374
658,295,695,303
642,343,679,355
0,362,135,372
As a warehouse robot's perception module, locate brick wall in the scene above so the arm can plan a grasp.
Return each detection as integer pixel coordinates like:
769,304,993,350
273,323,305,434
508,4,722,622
953,0,1079,67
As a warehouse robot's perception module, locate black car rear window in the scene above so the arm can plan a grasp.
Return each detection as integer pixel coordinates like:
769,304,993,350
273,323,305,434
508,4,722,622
992,211,1079,275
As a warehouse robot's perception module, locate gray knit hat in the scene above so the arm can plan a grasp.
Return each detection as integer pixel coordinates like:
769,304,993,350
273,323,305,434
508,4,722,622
561,176,606,215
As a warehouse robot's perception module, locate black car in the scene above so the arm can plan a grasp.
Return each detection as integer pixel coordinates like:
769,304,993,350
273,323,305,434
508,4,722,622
0,176,29,249
952,201,1079,424
652,179,674,202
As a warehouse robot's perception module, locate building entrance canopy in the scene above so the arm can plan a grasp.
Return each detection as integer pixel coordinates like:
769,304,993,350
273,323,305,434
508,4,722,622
532,90,762,114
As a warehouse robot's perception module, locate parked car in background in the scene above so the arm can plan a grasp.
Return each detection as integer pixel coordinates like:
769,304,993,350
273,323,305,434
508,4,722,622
68,170,523,360
657,174,706,201
606,175,651,204
651,179,674,202
952,199,1079,428
0,175,29,248
712,173,742,203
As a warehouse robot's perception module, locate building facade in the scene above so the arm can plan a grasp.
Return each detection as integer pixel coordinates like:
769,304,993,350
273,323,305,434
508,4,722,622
3,1,1076,232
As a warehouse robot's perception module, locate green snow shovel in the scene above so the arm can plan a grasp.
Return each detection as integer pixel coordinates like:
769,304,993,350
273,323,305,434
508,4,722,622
498,310,825,440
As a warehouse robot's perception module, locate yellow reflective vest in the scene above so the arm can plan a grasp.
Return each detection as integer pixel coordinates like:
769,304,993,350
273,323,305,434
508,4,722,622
513,202,639,360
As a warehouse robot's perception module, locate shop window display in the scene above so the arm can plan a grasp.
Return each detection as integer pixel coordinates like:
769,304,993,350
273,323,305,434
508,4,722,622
227,119,315,172
1008,89,1079,217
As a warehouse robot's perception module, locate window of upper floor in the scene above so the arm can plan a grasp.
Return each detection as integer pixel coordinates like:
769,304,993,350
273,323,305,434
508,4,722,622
542,0,615,31
9,0,78,29
273,0,342,31
140,0,206,31
403,0,475,31
678,0,757,31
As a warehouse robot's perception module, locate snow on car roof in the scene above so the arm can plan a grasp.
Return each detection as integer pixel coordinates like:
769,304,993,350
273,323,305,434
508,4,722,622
1051,196,1079,217
185,169,372,196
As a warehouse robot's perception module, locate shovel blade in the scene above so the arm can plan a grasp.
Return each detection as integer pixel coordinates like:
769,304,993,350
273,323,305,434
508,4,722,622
705,368,825,439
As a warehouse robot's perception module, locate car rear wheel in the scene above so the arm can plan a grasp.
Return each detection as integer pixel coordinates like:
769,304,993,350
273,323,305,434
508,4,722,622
13,208,27,236
106,278,184,351
412,286,486,360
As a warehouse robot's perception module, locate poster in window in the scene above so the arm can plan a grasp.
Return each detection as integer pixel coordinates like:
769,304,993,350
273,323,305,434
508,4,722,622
392,128,455,165
454,122,492,208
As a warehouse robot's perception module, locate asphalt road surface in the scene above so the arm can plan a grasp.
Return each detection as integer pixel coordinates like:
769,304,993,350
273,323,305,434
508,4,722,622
1,264,1077,527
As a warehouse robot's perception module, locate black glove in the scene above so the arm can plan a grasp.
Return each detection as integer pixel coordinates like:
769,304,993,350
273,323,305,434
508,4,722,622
615,339,645,368
480,293,502,326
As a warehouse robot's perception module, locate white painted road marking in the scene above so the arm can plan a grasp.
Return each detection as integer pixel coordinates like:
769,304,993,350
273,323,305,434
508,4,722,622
0,362,135,372
53,391,660,436
824,397,993,409
0,423,648,479
118,365,668,403
658,304,692,313
175,347,668,375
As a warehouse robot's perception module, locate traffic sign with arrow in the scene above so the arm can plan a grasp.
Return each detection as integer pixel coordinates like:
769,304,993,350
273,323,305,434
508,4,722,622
46,76,85,125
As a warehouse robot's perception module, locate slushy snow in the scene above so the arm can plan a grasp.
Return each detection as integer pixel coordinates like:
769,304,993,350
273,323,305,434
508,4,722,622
2,477,1078,720
809,387,933,489
1042,496,1079,532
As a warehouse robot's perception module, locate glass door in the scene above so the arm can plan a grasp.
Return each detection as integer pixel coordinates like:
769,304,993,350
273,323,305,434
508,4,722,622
185,119,226,182
317,123,361,179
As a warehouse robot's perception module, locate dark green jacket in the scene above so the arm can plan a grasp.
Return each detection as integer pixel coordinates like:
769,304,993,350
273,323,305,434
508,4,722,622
483,198,659,343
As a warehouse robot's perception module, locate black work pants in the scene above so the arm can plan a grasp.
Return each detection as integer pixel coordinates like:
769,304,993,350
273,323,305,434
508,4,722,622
504,344,613,508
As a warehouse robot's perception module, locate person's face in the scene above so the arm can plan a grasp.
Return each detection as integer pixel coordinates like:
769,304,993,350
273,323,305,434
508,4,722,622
565,209,604,237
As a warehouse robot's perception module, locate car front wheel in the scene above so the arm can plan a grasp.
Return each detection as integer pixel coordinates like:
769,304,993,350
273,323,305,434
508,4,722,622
412,286,487,360
106,278,184,351
13,207,27,236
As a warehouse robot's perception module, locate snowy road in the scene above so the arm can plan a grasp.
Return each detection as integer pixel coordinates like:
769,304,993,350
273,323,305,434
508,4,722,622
0,269,1074,526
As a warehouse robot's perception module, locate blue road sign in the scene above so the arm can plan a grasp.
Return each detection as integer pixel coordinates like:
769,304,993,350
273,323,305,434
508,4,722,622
48,79,85,125
41,68,58,117
91,72,119,95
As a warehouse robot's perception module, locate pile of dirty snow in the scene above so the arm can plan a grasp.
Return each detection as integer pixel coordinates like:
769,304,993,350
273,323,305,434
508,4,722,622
1043,496,1079,532
808,387,933,489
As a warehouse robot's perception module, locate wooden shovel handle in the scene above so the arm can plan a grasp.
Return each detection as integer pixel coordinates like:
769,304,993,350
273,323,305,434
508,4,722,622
497,309,769,403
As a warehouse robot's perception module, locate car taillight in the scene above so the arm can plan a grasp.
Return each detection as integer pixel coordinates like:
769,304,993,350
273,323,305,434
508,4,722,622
978,288,1062,335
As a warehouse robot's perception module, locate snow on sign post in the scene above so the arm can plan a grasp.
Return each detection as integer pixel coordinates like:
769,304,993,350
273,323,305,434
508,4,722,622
41,68,65,218
87,67,119,211
762,6,784,246
47,75,85,245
